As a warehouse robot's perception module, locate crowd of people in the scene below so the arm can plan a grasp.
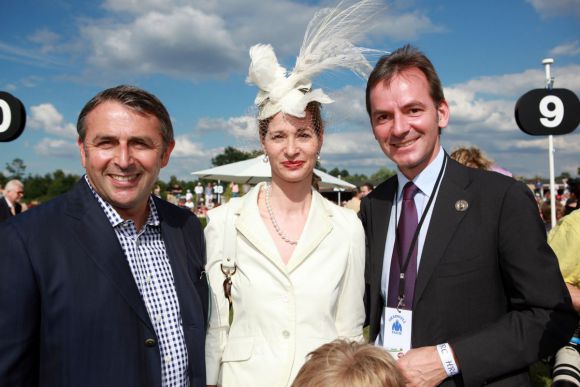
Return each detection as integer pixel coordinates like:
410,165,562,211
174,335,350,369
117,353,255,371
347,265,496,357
1,1,578,387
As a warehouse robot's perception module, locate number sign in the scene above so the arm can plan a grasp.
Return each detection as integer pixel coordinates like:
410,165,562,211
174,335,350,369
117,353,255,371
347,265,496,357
514,88,579,136
0,92,26,142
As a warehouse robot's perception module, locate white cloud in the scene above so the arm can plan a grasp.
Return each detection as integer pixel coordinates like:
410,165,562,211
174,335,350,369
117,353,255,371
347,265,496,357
550,41,580,57
171,135,207,158
511,134,580,152
0,41,63,68
326,85,369,128
322,132,377,155
34,138,78,157
196,115,258,139
373,11,445,41
526,0,580,19
77,0,438,80
444,64,580,136
82,6,244,79
28,29,61,54
28,104,77,138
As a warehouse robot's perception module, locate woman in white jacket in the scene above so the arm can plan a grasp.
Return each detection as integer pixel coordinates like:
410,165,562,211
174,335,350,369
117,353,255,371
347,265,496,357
204,2,381,385
205,102,366,387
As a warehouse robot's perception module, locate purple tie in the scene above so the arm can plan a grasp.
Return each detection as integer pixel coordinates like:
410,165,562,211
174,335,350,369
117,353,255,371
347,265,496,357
387,182,419,310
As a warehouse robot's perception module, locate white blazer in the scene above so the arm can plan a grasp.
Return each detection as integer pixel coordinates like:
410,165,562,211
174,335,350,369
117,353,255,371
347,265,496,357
205,182,365,387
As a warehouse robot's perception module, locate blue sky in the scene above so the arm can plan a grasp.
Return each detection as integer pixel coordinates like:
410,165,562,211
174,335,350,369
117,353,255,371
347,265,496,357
1,0,579,181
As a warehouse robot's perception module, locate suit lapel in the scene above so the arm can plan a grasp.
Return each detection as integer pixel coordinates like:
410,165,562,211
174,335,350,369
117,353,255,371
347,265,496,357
235,184,286,272
157,202,200,327
369,179,397,295
65,180,154,330
414,161,472,305
286,191,332,273
235,184,333,274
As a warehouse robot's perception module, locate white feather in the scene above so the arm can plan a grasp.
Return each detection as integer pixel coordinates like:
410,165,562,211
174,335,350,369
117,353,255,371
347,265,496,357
294,0,384,80
247,0,385,119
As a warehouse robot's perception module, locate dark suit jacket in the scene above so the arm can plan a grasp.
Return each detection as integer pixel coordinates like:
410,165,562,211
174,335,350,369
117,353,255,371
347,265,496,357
361,158,578,386
0,179,209,387
0,196,18,221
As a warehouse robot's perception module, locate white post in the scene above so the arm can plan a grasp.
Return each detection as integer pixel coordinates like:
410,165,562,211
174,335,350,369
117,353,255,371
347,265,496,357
542,58,557,228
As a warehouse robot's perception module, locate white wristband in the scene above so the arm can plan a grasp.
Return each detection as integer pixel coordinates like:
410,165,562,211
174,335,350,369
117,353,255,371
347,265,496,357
436,343,460,377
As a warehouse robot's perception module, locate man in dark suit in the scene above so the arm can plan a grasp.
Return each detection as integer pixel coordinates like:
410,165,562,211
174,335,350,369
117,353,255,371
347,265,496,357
361,45,577,386
0,85,208,386
0,179,24,221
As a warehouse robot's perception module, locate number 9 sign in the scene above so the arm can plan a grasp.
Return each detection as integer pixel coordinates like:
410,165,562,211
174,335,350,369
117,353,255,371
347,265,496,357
0,91,26,142
515,88,579,135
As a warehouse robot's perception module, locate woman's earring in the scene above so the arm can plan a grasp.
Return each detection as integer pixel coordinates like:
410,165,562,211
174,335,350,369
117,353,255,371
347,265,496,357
263,154,269,163
316,152,321,161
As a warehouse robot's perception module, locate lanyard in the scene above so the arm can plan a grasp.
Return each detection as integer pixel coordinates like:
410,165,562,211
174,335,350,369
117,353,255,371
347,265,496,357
393,154,447,310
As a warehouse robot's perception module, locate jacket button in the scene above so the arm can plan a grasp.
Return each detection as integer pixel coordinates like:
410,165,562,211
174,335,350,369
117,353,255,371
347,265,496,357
144,338,157,347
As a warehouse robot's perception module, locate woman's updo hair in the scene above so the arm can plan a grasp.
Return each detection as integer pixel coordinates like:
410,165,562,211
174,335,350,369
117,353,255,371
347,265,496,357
258,101,324,140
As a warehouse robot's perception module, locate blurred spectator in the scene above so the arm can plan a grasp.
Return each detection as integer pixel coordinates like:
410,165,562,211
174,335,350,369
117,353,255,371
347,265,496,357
450,146,492,170
345,183,374,213
205,183,214,206
0,179,24,222
542,190,565,231
194,182,204,204
548,206,580,386
230,182,240,197
564,178,579,216
451,146,512,177
185,189,193,202
291,340,405,387
360,182,373,197
542,201,565,231
345,187,363,213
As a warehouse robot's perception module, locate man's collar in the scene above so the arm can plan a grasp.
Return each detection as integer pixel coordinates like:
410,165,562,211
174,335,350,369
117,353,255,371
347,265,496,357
83,175,159,228
396,146,445,197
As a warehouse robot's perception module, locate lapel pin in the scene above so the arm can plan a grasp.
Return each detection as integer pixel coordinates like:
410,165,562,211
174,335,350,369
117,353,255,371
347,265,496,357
455,200,469,212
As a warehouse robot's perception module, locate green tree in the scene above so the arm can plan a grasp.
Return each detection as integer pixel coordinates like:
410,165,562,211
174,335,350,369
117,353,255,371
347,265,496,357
6,158,26,179
344,173,370,187
556,171,571,181
369,166,396,186
211,146,262,166
24,173,51,200
46,170,78,199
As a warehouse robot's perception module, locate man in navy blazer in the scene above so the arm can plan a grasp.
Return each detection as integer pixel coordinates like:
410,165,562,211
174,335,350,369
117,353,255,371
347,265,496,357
0,179,24,222
0,85,208,386
362,45,577,386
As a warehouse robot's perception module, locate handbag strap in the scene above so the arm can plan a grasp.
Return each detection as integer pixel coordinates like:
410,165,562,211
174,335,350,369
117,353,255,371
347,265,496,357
221,197,239,272
220,197,239,306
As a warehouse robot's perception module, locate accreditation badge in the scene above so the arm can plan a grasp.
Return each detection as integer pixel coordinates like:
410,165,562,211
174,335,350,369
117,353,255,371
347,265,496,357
382,307,413,360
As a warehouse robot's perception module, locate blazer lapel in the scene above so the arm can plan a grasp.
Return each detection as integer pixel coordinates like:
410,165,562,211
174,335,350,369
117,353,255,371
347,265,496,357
235,184,286,272
65,180,154,330
369,179,397,295
286,191,332,273
157,203,200,327
414,161,472,305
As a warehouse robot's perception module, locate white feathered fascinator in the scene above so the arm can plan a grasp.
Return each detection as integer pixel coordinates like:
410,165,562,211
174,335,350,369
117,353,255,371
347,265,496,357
247,0,384,120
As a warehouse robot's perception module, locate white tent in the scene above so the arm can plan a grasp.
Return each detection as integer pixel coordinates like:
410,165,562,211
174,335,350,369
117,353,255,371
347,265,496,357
191,155,355,190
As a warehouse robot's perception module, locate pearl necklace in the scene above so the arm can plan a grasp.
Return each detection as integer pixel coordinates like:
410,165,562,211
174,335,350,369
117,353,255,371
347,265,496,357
265,183,298,246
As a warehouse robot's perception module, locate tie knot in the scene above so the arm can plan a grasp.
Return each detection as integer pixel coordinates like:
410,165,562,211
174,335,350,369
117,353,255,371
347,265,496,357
403,182,419,200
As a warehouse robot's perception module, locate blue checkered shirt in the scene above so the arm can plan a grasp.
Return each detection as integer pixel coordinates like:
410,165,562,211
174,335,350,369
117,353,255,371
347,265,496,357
85,177,189,386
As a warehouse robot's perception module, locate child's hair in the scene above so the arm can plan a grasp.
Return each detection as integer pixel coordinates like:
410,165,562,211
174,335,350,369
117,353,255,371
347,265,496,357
291,340,406,387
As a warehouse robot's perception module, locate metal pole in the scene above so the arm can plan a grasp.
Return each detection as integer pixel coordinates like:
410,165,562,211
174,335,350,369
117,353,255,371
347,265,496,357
542,58,557,228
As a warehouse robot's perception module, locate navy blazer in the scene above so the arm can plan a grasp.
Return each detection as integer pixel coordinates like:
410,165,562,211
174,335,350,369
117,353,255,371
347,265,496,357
0,197,16,222
0,179,208,387
362,158,578,386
